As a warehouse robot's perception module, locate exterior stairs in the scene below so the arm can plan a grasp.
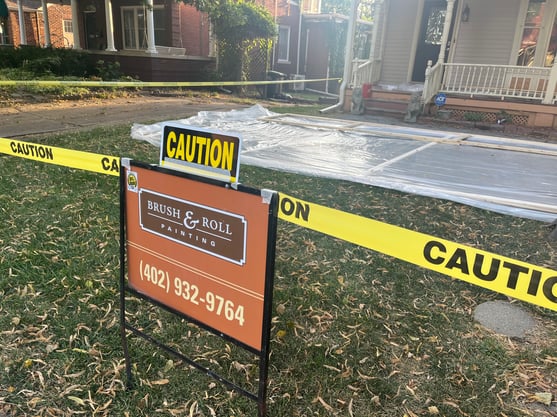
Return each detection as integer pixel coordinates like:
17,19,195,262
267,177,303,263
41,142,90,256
347,87,413,119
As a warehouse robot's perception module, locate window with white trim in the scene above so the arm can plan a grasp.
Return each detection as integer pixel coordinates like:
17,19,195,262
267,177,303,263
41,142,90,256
0,18,8,45
517,0,557,66
277,25,290,62
121,5,165,50
63,19,73,33
62,19,74,48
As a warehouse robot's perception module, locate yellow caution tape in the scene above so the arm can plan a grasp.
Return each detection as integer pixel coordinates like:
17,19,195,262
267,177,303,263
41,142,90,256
1,138,555,311
278,193,557,312
0,78,338,88
0,138,120,176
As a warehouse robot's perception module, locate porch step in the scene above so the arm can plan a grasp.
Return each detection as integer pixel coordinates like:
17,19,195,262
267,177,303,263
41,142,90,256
363,98,409,117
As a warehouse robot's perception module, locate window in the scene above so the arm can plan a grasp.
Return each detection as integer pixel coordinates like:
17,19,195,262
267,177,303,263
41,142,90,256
424,6,446,46
277,25,290,62
517,0,557,66
63,19,73,33
518,1,544,65
121,5,164,50
0,18,8,45
62,19,74,48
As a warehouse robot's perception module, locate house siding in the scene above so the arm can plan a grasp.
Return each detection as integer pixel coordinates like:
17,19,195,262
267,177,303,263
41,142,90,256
304,22,332,92
274,12,300,75
380,0,419,84
451,0,520,65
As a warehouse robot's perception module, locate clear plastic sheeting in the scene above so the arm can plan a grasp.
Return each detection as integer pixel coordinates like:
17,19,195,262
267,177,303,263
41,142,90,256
131,104,557,222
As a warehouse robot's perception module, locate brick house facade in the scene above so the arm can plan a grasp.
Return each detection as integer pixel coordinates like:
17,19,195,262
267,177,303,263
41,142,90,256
2,0,71,47
0,0,355,85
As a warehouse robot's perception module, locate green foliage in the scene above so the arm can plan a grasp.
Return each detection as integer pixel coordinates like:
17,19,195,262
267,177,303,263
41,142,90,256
321,0,351,14
95,60,122,81
22,55,63,75
210,1,276,42
325,19,347,79
0,46,91,77
463,111,484,122
178,0,276,82
321,0,374,21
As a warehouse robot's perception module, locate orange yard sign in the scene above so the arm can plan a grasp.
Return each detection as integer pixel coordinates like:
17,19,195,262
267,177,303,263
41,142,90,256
122,160,277,352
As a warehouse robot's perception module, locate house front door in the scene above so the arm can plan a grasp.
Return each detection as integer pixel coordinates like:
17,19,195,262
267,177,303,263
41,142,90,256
84,10,105,50
412,0,456,82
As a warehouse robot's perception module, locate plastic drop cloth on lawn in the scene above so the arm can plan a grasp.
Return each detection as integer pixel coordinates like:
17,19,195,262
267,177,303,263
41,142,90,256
131,104,557,222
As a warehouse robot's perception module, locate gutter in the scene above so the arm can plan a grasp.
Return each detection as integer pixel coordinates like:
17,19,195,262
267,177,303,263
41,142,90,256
320,0,359,114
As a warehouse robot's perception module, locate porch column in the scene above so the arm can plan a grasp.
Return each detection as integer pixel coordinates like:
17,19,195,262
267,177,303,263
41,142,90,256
368,0,383,82
542,62,557,104
70,0,81,49
437,0,455,64
16,0,26,44
145,0,157,54
104,0,116,51
41,0,51,47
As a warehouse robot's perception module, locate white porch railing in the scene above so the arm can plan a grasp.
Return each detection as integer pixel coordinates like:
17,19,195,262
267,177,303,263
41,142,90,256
353,60,557,105
155,45,186,56
351,58,381,87
422,60,444,105
440,63,557,105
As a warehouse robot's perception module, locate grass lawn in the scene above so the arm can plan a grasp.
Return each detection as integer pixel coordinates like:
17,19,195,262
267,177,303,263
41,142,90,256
1,114,557,417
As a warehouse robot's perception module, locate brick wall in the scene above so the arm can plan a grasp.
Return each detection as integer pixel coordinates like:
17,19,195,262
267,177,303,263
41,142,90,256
5,2,71,47
178,3,209,56
45,4,73,47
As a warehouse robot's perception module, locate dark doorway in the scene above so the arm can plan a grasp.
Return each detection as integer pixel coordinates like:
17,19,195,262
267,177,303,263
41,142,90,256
412,0,456,82
84,11,105,50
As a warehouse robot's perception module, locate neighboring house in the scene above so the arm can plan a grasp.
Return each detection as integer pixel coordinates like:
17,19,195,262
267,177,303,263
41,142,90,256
351,0,557,128
1,0,72,47
2,0,215,81
1,0,371,87
75,0,215,81
272,0,372,94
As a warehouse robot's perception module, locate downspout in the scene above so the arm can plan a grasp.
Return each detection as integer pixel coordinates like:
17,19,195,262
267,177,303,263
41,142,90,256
272,0,277,68
296,0,302,74
320,0,359,114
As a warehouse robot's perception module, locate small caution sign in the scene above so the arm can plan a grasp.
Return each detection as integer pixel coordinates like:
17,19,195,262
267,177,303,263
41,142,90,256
160,123,241,183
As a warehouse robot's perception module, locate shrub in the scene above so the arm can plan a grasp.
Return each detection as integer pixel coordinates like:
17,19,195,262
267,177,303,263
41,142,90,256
95,60,122,81
463,111,483,122
0,46,91,77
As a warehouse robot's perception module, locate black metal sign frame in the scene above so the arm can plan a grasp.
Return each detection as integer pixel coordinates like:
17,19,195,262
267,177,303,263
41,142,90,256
119,159,278,417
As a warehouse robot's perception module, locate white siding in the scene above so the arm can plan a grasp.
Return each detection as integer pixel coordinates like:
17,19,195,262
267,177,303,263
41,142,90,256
451,0,521,64
380,0,420,84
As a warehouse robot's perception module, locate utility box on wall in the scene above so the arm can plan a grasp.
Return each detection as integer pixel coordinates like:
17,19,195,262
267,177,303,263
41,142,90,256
292,74,305,91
